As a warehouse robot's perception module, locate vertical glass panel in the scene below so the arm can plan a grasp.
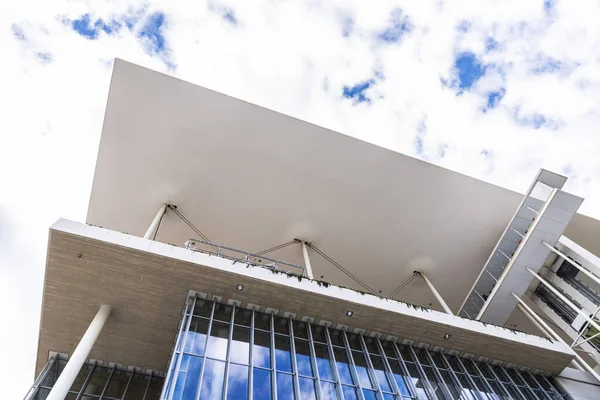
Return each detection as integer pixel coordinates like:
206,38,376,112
472,376,498,400
231,326,250,364
200,359,225,400
503,383,526,400
342,385,359,400
295,340,314,377
399,345,415,362
406,364,430,400
534,374,552,390
276,372,295,400
185,317,209,355
205,322,230,360
479,362,495,379
172,354,202,400
314,344,333,381
362,389,378,400
32,388,50,400
488,379,510,400
274,317,290,335
507,369,527,385
388,358,411,396
457,373,480,400
253,331,271,368
235,308,252,326
364,338,380,354
329,329,345,347
321,381,338,399
347,334,362,350
352,351,373,389
275,336,293,372
462,359,479,376
293,321,309,339
382,394,395,400
298,377,316,400
255,312,271,331
227,364,249,400
492,366,510,383
311,325,326,343
381,341,396,358
253,368,271,400
194,299,212,317
439,370,462,399
414,349,431,366
423,366,449,400
333,348,354,385
214,304,233,322
370,354,392,392
446,355,464,373
430,352,447,369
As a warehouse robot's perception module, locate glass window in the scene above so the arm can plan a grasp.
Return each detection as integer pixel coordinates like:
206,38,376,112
253,331,271,368
214,304,233,322
414,348,431,366
380,341,397,358
364,338,380,354
299,377,317,400
275,336,293,372
235,308,251,327
185,317,209,355
352,351,373,389
362,389,378,400
311,325,326,343
370,354,392,392
399,345,415,362
253,368,271,399
276,372,295,400
173,354,202,400
293,321,309,339
194,299,212,317
333,348,354,385
295,339,314,377
274,316,290,335
347,334,362,350
342,385,359,400
226,364,249,400
255,312,271,331
230,326,250,364
329,329,345,347
206,322,230,360
200,359,225,400
314,343,334,381
388,358,411,396
430,352,447,369
321,381,338,399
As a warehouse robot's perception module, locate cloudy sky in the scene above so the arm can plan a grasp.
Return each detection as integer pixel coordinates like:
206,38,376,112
2,0,600,397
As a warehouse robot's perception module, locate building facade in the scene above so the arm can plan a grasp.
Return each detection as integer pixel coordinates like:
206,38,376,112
24,59,600,400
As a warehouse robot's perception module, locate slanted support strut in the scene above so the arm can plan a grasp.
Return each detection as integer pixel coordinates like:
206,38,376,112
417,271,454,315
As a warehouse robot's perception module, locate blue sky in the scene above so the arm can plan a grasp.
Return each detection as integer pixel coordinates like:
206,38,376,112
3,0,600,397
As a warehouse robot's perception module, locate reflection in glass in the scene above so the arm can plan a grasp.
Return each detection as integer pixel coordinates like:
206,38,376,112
275,336,292,372
320,381,338,399
254,312,271,331
185,317,209,355
295,339,313,377
329,329,345,347
274,316,289,335
314,344,333,381
293,321,308,339
276,372,294,400
226,364,248,400
333,348,354,385
234,308,251,327
388,358,410,396
200,359,225,400
362,389,378,400
370,354,392,392
206,322,230,360
352,351,373,389
298,377,316,400
253,368,271,399
406,363,430,399
213,304,233,322
253,331,271,368
342,385,359,400
311,325,326,343
194,300,212,317
172,354,202,400
230,326,250,364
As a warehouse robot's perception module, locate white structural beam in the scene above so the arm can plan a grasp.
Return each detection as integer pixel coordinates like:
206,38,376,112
419,272,454,315
144,203,167,240
47,305,112,400
512,294,590,375
302,241,314,280
542,241,600,289
526,266,600,335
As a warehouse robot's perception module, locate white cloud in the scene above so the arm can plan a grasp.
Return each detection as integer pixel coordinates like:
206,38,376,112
3,0,600,397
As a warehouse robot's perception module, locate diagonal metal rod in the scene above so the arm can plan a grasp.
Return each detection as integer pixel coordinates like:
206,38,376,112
307,243,377,294
388,272,418,298
256,240,298,255
169,206,221,254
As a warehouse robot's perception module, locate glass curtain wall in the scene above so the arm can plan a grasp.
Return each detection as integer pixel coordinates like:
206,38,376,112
162,296,570,400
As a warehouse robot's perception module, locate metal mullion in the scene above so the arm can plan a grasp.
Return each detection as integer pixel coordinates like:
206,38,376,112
501,366,541,400
25,355,59,400
194,299,217,400
358,335,384,399
341,330,366,400
436,352,472,400
407,346,437,400
98,365,117,399
166,294,198,399
306,322,323,400
142,371,154,400
162,296,193,395
324,327,345,400
422,349,455,400
390,342,419,399
288,316,302,400
521,371,552,400
120,370,135,400
75,361,98,400
510,370,544,400
539,375,563,398
222,304,237,399
449,355,485,400
375,338,402,397
477,363,513,400
484,364,526,400
249,310,255,400
270,313,278,400
463,358,499,400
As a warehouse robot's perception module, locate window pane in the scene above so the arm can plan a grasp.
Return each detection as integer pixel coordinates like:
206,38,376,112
414,348,431,366
321,381,338,399
342,385,359,400
253,368,271,399
295,340,313,377
388,358,411,396
314,344,333,381
200,359,225,400
253,331,271,368
362,389,378,400
370,354,392,392
457,373,480,400
227,364,248,400
364,338,380,354
347,334,362,350
380,341,396,358
311,325,326,343
430,352,447,369
173,354,203,400
255,312,271,331
274,317,289,335
214,304,233,322
333,348,354,385
206,322,230,360
194,300,212,317
185,318,209,355
235,308,251,327
352,352,373,389
406,363,430,400
275,336,292,372
276,372,295,400
293,321,309,339
423,366,449,400
231,326,250,364
399,345,415,362
299,377,316,400
329,329,345,347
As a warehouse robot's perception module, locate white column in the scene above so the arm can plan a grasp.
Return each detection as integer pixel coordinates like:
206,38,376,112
302,241,314,279
47,305,112,400
144,203,167,240
419,272,454,315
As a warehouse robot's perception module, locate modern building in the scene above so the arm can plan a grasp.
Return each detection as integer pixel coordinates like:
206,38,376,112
24,59,600,400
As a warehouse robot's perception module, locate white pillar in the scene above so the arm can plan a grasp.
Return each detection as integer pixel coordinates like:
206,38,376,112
47,305,112,400
542,241,600,289
419,272,454,315
511,293,591,375
302,241,314,279
144,203,167,240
